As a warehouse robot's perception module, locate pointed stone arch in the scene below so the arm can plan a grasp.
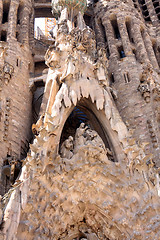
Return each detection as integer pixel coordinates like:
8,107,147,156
44,79,127,164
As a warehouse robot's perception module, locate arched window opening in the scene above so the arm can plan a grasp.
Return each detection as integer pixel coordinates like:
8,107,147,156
84,14,93,29
126,20,134,43
2,2,10,24
111,18,121,39
60,100,115,162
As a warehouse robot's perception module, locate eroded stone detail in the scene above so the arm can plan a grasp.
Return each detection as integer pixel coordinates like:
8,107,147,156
0,63,14,90
0,0,160,239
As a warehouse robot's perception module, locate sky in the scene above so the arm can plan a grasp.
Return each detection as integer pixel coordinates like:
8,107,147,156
34,18,46,37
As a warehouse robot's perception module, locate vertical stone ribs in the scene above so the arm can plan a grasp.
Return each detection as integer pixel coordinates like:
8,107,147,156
152,0,160,20
138,0,151,21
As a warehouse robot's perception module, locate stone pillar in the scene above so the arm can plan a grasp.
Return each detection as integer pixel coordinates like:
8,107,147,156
59,7,68,23
29,8,35,53
7,0,19,41
77,12,86,30
94,18,106,47
102,17,119,59
0,0,3,40
20,4,30,45
145,0,159,24
142,29,159,69
117,16,132,57
131,17,149,64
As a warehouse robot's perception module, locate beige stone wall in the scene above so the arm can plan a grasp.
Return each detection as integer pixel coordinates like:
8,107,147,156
0,0,34,194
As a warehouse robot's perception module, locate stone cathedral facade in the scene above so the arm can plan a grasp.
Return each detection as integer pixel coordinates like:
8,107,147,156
0,0,160,239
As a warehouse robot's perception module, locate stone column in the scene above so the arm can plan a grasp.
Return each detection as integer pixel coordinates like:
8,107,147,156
77,12,86,30
0,0,3,40
7,0,19,41
94,18,106,47
102,17,119,59
131,17,149,64
117,16,132,57
142,29,159,69
20,3,30,45
59,7,68,23
29,8,35,53
145,0,159,24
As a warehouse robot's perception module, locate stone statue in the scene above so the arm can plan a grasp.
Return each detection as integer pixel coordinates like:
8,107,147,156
60,136,74,158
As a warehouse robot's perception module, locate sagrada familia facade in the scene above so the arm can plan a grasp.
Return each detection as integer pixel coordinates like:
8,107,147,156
0,0,160,239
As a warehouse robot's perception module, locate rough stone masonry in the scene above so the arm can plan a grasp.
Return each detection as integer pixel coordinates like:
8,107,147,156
0,0,160,239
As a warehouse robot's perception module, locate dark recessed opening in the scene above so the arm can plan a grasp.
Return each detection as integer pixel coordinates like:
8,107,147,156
99,19,107,42
20,140,29,160
60,107,89,145
16,31,19,41
35,61,47,76
110,73,115,83
111,18,121,39
17,5,21,25
32,82,45,123
74,16,78,28
1,31,7,41
2,2,9,24
118,46,126,59
84,14,92,29
59,100,115,162
126,20,134,43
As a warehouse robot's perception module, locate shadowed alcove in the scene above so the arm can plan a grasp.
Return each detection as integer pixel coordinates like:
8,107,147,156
59,97,120,162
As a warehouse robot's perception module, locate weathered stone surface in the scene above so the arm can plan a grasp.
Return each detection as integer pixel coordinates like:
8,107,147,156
0,0,160,239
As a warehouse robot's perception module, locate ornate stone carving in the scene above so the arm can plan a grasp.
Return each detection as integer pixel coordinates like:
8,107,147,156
0,62,14,91
138,82,150,103
3,98,11,141
3,63,14,84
